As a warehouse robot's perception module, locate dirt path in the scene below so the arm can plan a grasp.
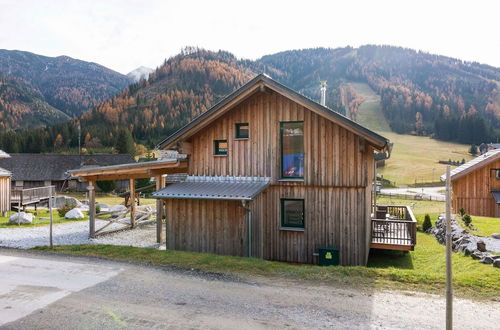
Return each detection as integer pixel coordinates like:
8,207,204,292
2,249,499,329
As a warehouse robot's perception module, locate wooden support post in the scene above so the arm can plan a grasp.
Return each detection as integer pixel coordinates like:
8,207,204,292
156,175,164,243
130,178,136,228
445,165,453,330
87,181,96,238
49,193,53,248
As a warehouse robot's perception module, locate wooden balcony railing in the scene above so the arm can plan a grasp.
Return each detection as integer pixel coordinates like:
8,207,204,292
11,186,56,206
371,205,417,251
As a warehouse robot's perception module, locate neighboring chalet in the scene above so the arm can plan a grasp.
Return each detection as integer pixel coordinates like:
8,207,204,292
0,154,135,192
0,150,11,216
441,149,500,217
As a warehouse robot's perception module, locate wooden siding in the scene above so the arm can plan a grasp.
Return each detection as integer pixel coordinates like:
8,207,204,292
0,176,10,213
187,90,370,187
166,199,251,257
452,158,500,217
165,89,377,266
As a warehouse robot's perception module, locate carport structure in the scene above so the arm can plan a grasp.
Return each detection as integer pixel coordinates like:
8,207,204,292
68,158,188,242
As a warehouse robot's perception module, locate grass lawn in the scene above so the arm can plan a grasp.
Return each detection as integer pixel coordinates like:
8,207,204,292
461,216,500,237
33,231,499,301
60,192,156,206
351,82,473,186
0,209,88,228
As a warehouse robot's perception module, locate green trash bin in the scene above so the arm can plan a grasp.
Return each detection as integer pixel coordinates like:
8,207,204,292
318,246,339,266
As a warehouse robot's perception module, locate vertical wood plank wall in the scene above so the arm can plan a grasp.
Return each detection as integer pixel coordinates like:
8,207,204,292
167,89,377,265
452,158,500,217
0,176,11,213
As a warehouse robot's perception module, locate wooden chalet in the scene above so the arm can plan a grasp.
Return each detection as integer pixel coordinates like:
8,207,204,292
441,149,500,217
151,74,416,266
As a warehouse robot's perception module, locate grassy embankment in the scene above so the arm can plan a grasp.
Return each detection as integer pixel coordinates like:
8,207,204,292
350,82,473,186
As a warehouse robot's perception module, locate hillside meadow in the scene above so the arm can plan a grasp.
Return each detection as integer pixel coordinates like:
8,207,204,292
351,82,474,186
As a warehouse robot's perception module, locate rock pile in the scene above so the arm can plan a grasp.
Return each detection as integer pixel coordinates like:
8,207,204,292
429,216,500,268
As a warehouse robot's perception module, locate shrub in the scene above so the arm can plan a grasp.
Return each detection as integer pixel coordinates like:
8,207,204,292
95,203,101,214
459,208,466,217
469,144,478,155
463,214,472,228
422,214,432,232
57,201,76,217
96,180,116,193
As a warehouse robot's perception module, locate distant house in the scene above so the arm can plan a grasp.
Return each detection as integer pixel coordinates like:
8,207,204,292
441,149,500,217
0,154,135,192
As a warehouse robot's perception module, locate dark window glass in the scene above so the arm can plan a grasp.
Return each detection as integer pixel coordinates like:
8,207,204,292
281,199,305,228
236,123,249,139
281,122,304,178
496,169,500,180
214,140,228,155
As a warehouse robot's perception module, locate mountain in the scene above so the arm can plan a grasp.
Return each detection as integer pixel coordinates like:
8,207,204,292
127,66,154,82
1,46,499,153
0,49,132,122
0,74,70,130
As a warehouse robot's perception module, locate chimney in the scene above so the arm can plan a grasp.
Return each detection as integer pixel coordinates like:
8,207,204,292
320,81,327,106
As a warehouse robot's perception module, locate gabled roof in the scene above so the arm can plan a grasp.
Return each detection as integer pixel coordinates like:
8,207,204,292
0,154,135,181
156,74,390,150
152,176,271,201
440,149,500,181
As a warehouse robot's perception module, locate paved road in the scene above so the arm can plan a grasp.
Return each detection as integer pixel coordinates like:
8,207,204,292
1,249,499,329
380,186,445,201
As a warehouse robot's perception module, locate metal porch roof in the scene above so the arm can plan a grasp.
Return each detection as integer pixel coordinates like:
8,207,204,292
492,191,500,204
151,176,271,201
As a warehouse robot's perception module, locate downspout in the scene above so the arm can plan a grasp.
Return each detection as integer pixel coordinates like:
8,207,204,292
241,200,252,258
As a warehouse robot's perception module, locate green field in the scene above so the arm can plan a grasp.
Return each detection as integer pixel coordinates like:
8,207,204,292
461,215,500,237
349,82,473,186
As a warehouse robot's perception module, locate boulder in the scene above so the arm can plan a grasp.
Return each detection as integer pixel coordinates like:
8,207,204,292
53,196,82,209
110,205,128,216
9,212,33,224
463,247,473,256
480,256,494,264
492,233,500,239
65,208,84,219
471,251,483,260
494,259,500,268
477,240,487,252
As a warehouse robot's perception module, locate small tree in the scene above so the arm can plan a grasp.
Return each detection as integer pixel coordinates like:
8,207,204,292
96,180,116,193
422,214,432,232
459,207,466,217
463,214,472,228
469,144,478,156
115,128,135,155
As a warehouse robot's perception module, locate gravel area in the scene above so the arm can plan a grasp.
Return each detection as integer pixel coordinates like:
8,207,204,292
0,220,159,249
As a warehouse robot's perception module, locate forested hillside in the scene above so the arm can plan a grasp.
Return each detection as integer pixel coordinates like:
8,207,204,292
0,49,131,124
1,46,499,153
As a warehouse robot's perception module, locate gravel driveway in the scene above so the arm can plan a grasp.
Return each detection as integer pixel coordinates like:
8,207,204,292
0,220,159,249
2,250,499,329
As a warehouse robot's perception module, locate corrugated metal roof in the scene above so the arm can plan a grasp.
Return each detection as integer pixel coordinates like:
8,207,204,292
492,191,500,204
152,176,270,200
440,149,500,181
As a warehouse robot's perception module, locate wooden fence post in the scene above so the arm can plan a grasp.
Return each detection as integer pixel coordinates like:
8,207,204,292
87,181,96,238
130,178,136,228
156,175,163,243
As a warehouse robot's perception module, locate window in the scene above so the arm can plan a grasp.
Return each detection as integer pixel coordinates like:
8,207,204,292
280,122,304,178
496,169,500,180
214,140,228,155
281,199,305,229
235,123,249,139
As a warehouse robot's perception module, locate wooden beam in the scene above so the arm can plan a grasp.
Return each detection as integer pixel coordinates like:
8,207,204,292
87,181,96,238
156,175,164,243
370,243,414,251
129,178,136,228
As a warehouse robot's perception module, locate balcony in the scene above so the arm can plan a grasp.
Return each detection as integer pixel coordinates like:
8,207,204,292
371,205,417,251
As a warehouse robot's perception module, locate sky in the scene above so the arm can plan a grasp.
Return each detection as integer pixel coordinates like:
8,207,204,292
0,0,498,74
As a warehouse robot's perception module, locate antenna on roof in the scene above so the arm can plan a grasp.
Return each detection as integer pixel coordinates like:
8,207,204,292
320,81,327,106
